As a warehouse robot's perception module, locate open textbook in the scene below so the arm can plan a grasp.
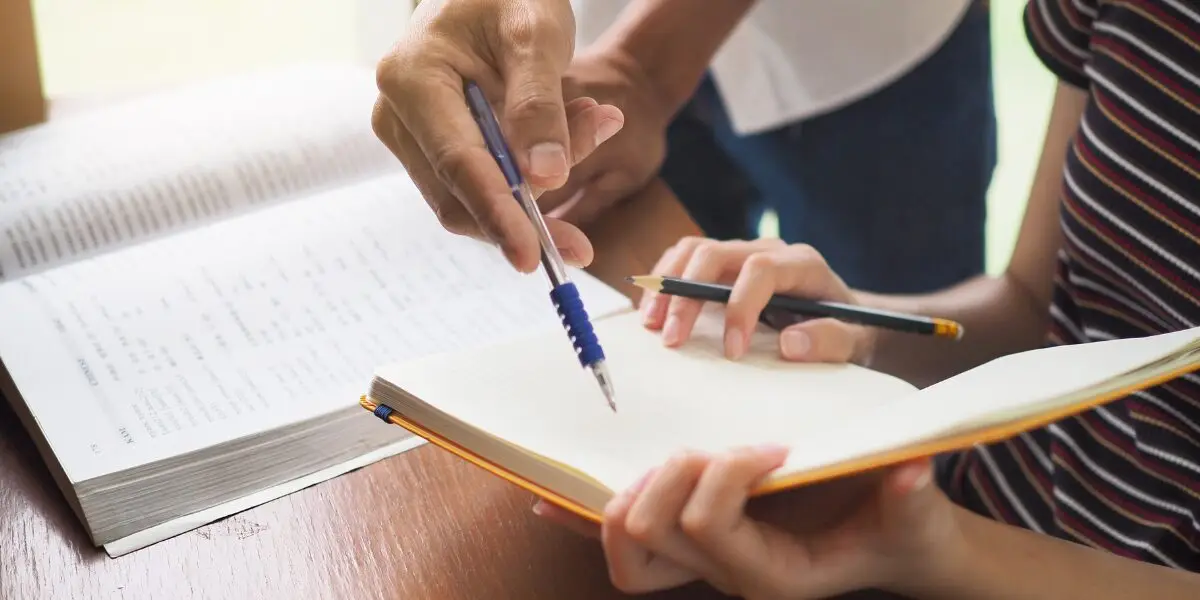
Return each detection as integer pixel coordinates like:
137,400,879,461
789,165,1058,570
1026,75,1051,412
0,62,631,556
365,306,1200,521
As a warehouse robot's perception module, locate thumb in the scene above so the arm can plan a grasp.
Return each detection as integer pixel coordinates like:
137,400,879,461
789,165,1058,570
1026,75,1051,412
778,318,871,364
498,49,573,190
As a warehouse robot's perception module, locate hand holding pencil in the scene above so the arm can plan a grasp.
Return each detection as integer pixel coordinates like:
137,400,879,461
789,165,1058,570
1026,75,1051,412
633,238,962,364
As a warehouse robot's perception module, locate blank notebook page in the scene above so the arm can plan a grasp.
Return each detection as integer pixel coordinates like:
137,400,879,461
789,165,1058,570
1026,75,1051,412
374,308,917,492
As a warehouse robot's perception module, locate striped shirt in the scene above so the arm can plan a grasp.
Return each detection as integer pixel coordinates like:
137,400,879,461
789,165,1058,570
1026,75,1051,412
935,0,1200,570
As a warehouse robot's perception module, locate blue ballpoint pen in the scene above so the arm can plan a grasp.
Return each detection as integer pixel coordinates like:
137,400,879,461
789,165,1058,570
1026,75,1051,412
463,81,617,412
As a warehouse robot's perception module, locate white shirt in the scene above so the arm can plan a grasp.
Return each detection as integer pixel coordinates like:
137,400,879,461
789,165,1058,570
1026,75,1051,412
570,0,973,135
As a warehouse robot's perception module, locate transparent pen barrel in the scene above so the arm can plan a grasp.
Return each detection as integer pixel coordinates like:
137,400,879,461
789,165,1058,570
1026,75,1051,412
513,181,569,286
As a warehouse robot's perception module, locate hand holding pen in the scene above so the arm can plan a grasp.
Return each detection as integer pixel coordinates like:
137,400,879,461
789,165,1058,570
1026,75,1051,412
370,0,624,273
464,81,618,411
635,238,962,365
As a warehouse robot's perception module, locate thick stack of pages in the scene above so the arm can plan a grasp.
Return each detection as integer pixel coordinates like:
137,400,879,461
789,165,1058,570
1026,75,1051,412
0,63,631,556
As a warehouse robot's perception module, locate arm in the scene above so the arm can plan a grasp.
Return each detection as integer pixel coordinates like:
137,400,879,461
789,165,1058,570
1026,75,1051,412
896,505,1200,599
855,82,1089,387
591,0,756,115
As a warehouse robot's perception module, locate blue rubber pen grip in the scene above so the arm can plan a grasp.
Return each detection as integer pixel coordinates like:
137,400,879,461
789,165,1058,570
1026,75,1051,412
550,282,605,367
463,80,607,370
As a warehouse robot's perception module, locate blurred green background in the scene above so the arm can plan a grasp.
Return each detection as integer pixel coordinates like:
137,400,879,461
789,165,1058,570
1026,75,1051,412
31,0,1054,274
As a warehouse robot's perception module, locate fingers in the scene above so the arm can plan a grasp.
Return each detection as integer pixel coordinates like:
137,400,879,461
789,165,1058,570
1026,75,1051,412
655,238,787,347
778,318,864,363
605,447,796,597
535,97,624,224
639,237,779,331
602,466,702,593
376,67,543,272
544,217,593,267
494,10,574,191
677,445,789,570
562,97,624,173
638,238,872,363
372,98,476,236
531,499,600,539
638,240,690,325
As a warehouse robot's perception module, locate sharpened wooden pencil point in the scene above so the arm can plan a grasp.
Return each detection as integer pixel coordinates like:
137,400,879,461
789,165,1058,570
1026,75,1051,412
627,275,664,292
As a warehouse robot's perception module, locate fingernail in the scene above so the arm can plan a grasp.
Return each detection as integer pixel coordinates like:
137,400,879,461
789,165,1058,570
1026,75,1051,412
781,329,810,359
529,143,568,179
641,295,661,321
559,246,580,266
595,118,622,146
662,317,681,345
724,326,747,359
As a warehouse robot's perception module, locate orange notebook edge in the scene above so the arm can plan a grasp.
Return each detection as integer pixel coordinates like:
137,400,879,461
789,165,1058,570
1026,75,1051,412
359,396,606,524
361,358,1200,517
756,359,1200,494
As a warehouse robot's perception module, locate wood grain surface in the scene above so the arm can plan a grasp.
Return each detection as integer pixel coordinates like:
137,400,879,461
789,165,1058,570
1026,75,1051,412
0,179,732,600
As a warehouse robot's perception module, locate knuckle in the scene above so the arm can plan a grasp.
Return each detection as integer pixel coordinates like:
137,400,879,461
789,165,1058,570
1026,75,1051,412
666,450,707,474
665,297,697,318
430,145,471,191
708,454,745,484
679,504,716,540
431,202,473,236
369,99,389,138
623,513,658,543
690,240,723,266
375,52,416,97
789,243,827,266
743,251,779,274
503,9,564,53
506,88,563,125
676,236,708,253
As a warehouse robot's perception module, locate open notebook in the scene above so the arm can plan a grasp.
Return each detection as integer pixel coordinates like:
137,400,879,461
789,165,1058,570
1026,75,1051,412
365,306,1200,521
0,62,631,556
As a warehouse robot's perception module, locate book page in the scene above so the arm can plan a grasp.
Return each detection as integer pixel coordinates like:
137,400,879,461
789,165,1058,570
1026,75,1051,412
372,307,919,492
0,173,631,483
762,328,1200,481
0,62,395,281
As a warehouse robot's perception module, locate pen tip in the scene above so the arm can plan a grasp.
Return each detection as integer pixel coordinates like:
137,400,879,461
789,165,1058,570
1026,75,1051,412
623,276,634,283
590,361,617,412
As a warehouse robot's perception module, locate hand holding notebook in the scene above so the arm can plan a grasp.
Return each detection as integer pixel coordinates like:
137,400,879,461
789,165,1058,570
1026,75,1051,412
363,238,1200,520
363,234,1200,596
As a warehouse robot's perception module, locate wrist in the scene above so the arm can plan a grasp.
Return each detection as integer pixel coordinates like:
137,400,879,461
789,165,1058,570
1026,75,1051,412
882,504,979,599
592,0,755,116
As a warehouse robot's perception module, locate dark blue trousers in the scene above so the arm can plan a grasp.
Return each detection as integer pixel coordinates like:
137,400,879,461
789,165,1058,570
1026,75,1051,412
659,1,996,295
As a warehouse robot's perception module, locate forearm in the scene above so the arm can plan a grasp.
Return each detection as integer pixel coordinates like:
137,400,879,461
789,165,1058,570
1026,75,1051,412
853,274,1050,387
897,506,1200,599
593,0,755,113
850,83,1091,388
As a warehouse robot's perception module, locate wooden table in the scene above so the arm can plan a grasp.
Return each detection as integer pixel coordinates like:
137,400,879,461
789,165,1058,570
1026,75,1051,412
0,180,734,600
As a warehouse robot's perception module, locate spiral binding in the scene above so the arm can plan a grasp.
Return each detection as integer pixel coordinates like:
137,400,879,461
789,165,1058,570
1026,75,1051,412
549,282,605,367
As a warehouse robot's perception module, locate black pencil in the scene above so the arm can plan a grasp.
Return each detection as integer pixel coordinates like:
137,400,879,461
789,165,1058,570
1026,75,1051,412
627,275,964,340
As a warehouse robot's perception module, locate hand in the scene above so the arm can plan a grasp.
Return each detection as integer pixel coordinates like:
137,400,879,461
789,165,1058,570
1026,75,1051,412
372,0,626,273
535,447,957,597
638,237,878,365
536,46,673,227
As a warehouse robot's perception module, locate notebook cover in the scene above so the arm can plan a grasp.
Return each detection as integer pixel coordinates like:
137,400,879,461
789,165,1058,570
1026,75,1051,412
361,355,1200,521
359,397,607,522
